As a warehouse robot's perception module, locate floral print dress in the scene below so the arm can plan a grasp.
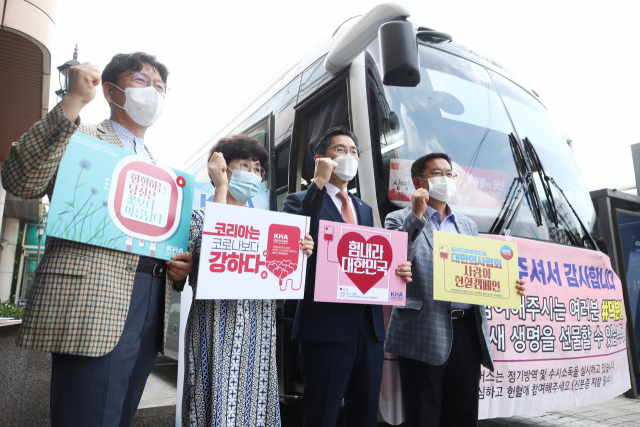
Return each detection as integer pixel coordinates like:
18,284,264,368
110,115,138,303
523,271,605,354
183,208,281,427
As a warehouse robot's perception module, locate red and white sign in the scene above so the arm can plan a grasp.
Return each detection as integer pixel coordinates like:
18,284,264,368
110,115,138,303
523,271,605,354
314,220,408,305
196,203,310,300
109,156,183,255
388,158,413,206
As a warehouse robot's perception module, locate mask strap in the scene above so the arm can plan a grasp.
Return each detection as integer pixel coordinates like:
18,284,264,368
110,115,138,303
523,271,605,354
108,82,128,111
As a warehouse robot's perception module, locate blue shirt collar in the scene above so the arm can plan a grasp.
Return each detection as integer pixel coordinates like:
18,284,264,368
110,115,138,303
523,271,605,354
426,204,455,223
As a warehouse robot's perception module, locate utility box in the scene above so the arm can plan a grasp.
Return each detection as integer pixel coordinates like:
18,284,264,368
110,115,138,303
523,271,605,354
591,188,640,397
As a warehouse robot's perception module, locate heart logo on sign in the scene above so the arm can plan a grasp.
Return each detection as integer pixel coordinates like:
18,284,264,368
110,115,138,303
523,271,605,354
336,232,393,295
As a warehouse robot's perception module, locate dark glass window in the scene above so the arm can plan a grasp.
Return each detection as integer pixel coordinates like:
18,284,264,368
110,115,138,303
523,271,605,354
492,73,602,247
366,43,539,236
274,76,301,147
237,117,272,209
616,209,640,363
292,83,354,195
275,142,290,212
366,42,601,248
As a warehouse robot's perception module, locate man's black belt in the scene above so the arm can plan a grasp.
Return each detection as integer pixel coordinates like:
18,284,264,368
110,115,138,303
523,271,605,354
448,308,474,320
136,262,166,277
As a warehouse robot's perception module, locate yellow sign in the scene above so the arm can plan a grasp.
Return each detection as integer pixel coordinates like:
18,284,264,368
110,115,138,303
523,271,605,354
433,231,520,309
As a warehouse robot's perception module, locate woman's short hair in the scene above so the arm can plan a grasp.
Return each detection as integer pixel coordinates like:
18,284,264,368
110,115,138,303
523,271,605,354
208,135,269,184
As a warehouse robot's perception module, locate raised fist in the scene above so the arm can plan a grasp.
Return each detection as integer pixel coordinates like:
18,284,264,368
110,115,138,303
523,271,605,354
67,62,101,106
411,188,430,219
59,62,101,122
208,152,229,189
313,157,338,189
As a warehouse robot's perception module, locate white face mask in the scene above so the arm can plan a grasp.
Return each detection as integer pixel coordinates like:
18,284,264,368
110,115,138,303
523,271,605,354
110,84,165,126
333,153,359,182
427,176,457,202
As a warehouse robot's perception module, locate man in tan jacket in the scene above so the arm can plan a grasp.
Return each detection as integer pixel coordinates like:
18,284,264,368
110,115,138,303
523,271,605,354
2,52,193,427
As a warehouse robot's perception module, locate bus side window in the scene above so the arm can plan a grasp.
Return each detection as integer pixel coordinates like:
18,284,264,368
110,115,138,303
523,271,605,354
275,140,290,212
236,116,273,210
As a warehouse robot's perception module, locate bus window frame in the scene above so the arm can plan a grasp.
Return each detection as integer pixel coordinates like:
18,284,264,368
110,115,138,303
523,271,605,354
234,113,276,211
364,51,399,225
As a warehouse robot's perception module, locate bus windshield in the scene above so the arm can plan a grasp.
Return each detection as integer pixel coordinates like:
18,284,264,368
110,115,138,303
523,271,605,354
366,42,602,248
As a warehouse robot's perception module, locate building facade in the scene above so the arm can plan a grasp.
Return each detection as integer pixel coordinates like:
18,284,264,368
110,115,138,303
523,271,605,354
0,0,60,301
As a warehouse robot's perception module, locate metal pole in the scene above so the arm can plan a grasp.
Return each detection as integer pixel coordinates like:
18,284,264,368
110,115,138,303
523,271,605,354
36,236,42,265
13,223,27,304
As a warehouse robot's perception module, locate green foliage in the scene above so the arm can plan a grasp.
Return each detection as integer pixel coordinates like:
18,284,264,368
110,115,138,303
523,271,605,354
0,301,25,319
41,202,50,221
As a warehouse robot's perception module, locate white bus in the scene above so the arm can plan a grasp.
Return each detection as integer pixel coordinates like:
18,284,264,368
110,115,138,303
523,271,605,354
171,3,605,402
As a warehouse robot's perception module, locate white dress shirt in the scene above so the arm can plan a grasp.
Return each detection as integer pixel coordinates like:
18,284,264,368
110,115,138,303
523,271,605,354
325,182,359,225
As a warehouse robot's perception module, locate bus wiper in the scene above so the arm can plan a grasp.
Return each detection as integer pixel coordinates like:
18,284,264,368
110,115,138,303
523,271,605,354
489,177,523,234
522,138,560,227
489,133,543,234
522,138,599,250
548,177,599,251
522,137,579,246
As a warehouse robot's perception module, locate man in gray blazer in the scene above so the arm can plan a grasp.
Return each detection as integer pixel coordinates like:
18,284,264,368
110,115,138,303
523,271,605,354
384,153,526,427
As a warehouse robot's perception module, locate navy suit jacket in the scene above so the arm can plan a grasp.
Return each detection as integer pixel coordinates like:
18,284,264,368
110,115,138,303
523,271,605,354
283,182,386,342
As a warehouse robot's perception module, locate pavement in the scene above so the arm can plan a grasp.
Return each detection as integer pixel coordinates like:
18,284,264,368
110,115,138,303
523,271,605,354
132,356,177,427
477,396,640,427
135,359,640,427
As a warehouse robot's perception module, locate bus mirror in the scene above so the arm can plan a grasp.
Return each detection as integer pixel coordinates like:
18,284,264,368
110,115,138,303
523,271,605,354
389,111,399,131
379,20,420,87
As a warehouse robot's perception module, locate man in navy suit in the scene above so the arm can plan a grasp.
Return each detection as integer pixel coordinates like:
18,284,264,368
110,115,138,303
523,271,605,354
283,126,412,427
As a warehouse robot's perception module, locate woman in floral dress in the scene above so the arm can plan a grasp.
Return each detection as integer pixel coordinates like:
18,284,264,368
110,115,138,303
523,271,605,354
183,135,314,427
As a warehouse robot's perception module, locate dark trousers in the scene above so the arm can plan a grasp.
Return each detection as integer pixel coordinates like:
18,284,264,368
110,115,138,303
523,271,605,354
50,258,165,427
298,308,383,427
398,311,482,427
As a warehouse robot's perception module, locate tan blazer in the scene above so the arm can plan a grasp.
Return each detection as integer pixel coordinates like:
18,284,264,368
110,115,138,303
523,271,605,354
2,104,183,357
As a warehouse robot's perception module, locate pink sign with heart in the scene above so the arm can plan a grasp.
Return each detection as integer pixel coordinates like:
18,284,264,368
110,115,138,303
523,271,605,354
336,232,393,295
314,220,407,306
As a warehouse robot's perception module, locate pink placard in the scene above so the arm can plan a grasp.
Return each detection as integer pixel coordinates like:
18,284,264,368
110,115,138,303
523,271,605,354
379,234,631,423
314,220,408,305
478,235,630,418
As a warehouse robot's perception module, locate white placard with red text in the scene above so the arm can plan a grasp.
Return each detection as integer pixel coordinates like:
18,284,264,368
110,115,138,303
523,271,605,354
196,203,310,300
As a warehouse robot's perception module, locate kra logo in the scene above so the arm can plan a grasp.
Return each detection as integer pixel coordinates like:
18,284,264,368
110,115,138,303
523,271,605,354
274,234,288,241
166,245,184,254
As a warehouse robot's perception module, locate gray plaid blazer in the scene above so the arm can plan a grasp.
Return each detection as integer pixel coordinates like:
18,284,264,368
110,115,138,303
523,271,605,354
2,104,182,357
384,207,494,370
